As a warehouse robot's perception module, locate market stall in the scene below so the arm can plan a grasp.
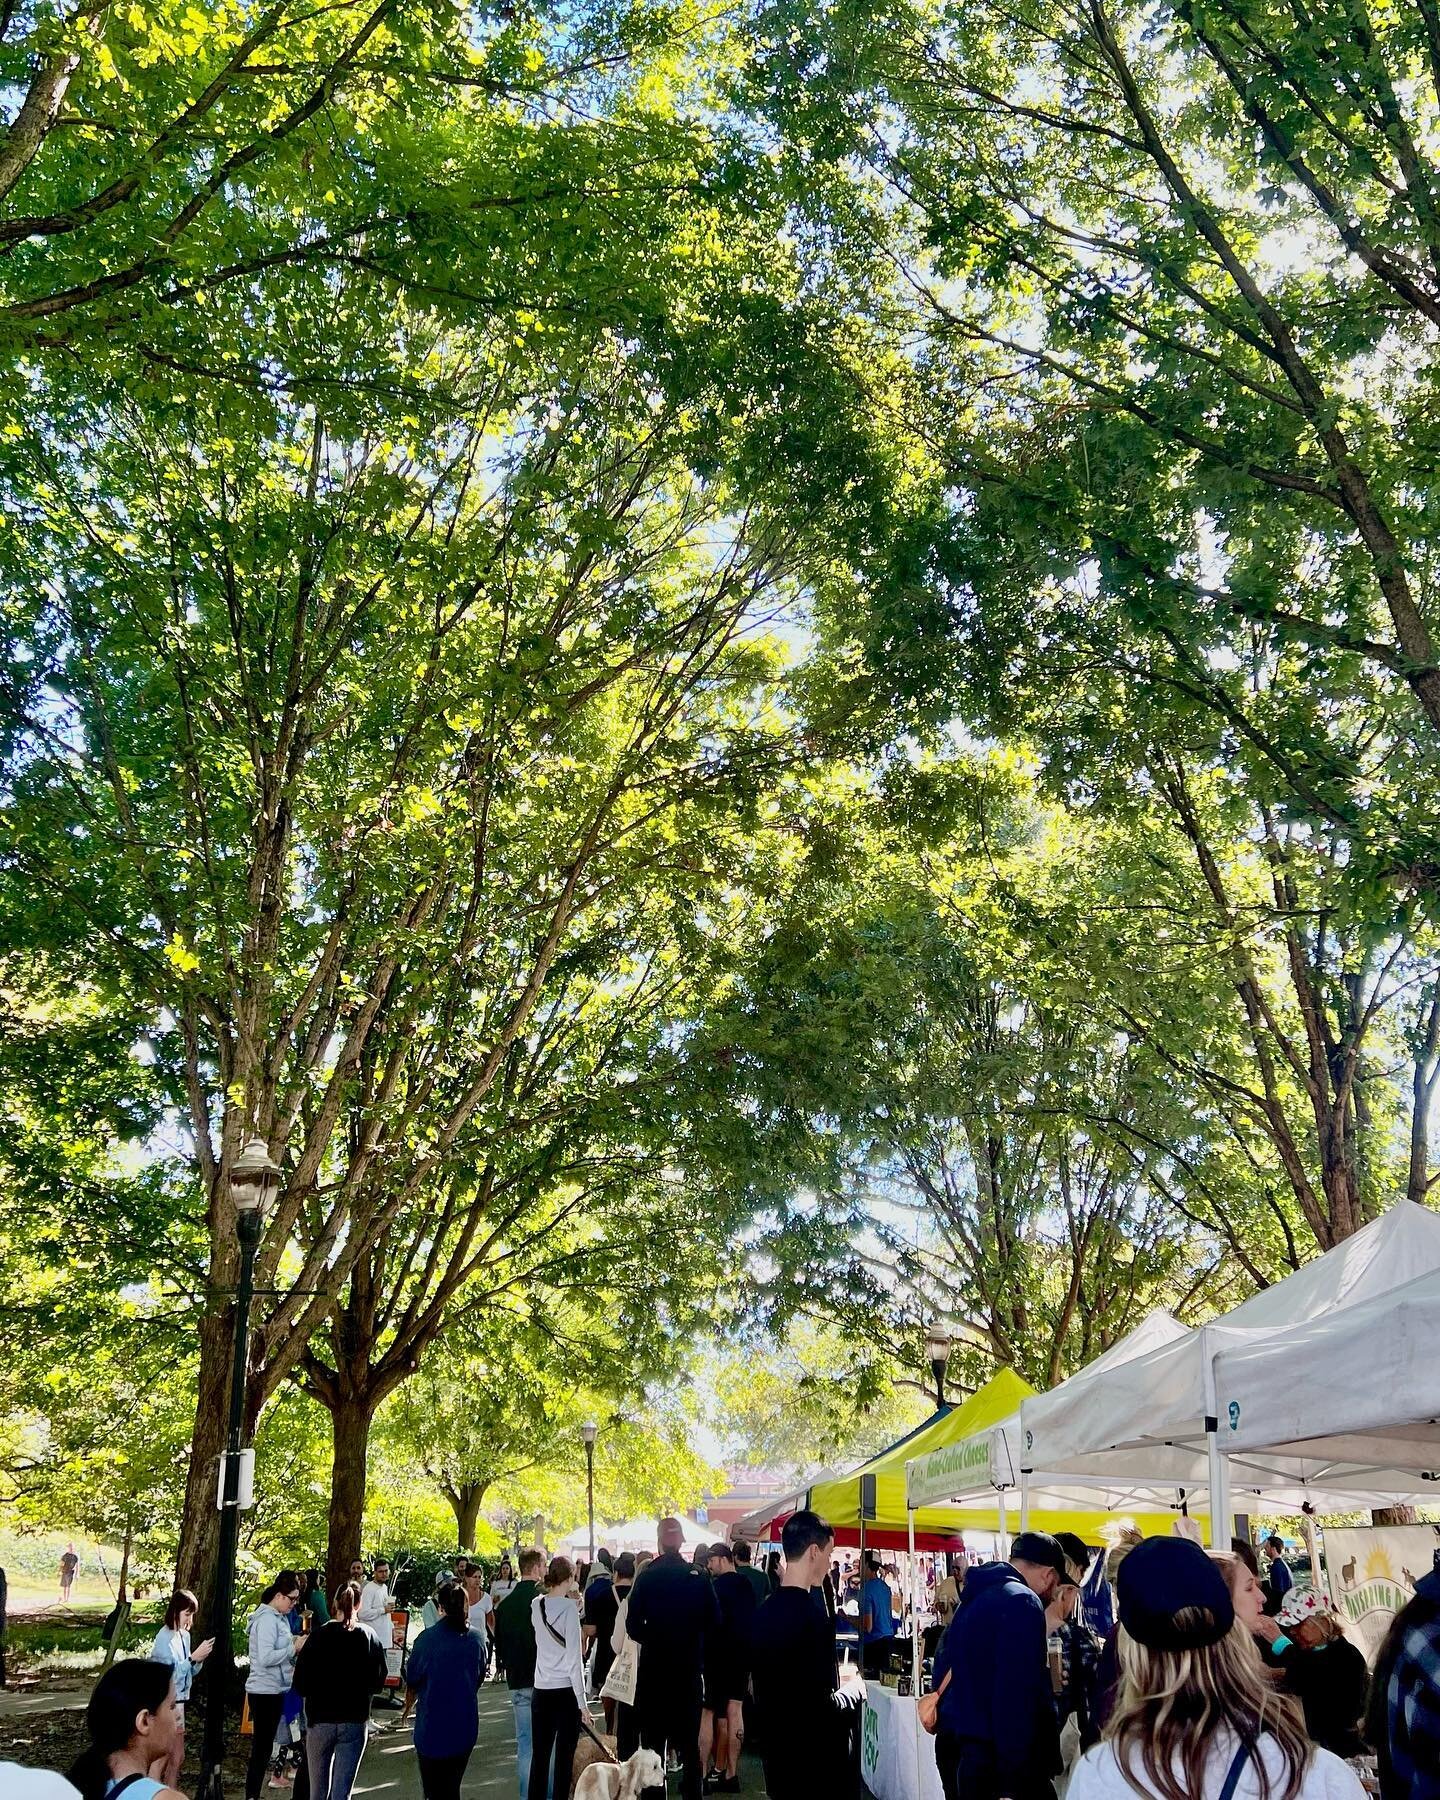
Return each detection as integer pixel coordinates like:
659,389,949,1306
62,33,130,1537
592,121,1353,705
731,1367,1202,1551
1018,1202,1440,1543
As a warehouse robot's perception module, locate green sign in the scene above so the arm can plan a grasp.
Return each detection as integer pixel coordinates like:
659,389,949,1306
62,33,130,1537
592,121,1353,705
908,1430,993,1507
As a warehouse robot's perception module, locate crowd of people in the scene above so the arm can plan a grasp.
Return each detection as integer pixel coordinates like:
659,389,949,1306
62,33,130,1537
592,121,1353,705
921,1526,1440,1800
8,1517,1440,1800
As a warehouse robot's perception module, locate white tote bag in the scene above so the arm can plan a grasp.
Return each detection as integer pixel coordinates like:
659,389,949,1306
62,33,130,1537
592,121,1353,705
601,1636,639,1707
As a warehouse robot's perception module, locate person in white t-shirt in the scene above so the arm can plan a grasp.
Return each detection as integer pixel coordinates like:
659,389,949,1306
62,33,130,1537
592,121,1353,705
463,1568,493,1681
1067,1537,1365,1800
356,1559,393,1638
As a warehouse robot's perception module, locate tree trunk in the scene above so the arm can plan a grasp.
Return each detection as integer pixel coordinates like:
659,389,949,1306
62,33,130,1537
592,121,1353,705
450,1484,485,1552
325,1393,376,1600
117,1523,133,1604
175,1308,237,1618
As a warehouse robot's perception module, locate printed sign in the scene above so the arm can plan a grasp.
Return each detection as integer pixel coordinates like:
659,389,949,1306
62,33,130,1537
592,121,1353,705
907,1430,996,1509
861,1695,883,1785
1323,1525,1440,1662
384,1607,410,1687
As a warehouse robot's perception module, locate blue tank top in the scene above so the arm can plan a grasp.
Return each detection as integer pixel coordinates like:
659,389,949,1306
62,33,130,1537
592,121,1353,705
105,1778,167,1800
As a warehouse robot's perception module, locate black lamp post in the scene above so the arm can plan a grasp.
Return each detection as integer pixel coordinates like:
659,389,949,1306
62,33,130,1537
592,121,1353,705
581,1421,597,1564
197,1135,283,1800
925,1323,954,1409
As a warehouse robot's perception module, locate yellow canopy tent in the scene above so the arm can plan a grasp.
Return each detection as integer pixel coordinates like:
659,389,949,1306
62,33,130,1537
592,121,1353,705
807,1368,1191,1546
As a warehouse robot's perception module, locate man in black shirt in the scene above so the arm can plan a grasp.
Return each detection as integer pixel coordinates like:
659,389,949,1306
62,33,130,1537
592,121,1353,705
626,1517,720,1800
749,1509,854,1800
701,1542,757,1793
583,1549,620,1728
493,1548,543,1800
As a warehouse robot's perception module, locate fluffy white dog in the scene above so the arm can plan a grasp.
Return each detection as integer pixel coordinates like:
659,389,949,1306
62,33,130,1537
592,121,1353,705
572,1746,666,1799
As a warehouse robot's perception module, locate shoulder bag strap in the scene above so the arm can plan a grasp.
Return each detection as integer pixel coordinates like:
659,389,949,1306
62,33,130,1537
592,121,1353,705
1218,1742,1252,1800
538,1597,567,1648
106,1777,148,1799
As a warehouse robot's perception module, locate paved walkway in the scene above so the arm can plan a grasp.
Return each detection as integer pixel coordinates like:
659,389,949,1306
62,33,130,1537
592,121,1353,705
356,1686,767,1799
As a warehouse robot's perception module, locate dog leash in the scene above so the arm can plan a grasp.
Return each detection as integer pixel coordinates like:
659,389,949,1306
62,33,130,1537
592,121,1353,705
579,1710,621,1765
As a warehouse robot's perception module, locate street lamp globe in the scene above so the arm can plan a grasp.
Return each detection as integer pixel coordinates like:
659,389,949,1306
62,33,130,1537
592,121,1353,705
580,1420,598,1447
925,1322,954,1406
230,1136,283,1215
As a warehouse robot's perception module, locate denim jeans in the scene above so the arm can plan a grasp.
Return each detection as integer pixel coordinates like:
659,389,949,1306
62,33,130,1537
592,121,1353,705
306,1719,368,1800
511,1687,556,1799
511,1686,534,1800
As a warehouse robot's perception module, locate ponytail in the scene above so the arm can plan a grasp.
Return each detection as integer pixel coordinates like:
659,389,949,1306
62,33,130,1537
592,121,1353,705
68,1658,174,1800
333,1580,361,1624
437,1580,467,1630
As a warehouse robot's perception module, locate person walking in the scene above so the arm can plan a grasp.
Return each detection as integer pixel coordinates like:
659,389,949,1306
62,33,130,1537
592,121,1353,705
68,1659,185,1800
626,1519,720,1800
701,1542,755,1793
494,1549,544,1800
748,1510,854,1800
59,1545,79,1607
582,1551,619,1719
246,1574,302,1800
292,1582,387,1800
149,1589,214,1788
1366,1552,1440,1800
403,1581,483,1800
1067,1537,1364,1800
929,1530,1070,1800
530,1557,586,1800
608,1553,643,1759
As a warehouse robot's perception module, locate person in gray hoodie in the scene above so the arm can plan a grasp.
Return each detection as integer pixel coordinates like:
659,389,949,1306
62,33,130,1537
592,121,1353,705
246,1571,301,1800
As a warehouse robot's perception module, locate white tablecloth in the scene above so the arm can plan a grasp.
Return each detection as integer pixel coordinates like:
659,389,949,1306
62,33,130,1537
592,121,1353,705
861,1682,945,1800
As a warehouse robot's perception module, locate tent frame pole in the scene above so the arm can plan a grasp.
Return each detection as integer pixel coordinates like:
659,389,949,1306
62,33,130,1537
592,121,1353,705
1020,1468,1030,1533
1203,1328,1231,1548
908,1506,920,1695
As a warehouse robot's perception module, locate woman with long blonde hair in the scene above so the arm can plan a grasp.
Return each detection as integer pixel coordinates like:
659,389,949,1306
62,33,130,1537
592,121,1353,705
1067,1538,1363,1800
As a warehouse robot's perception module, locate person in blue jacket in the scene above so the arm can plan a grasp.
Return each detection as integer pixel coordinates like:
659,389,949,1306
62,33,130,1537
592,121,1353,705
931,1530,1071,1800
403,1581,483,1800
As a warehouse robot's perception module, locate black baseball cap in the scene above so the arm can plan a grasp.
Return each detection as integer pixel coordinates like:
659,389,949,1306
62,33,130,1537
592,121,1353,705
1116,1537,1235,1650
1010,1531,1069,1577
1054,1532,1091,1573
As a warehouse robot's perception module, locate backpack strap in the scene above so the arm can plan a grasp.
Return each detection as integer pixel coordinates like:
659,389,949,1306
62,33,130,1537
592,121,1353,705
106,1778,149,1800
1218,1743,1252,1800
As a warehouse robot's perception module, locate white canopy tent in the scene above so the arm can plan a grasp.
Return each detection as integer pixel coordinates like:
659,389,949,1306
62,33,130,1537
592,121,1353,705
559,1513,714,1557
1018,1203,1440,1539
906,1309,1200,1521
1215,1264,1440,1482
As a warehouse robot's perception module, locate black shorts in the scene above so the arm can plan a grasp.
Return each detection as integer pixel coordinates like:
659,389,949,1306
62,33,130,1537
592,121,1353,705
704,1664,745,1711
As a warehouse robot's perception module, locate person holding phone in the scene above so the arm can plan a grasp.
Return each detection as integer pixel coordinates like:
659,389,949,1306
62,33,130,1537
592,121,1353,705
149,1588,214,1788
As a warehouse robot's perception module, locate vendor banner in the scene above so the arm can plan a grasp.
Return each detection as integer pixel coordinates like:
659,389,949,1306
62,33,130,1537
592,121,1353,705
907,1427,1002,1510
1322,1524,1440,1662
